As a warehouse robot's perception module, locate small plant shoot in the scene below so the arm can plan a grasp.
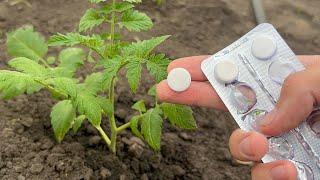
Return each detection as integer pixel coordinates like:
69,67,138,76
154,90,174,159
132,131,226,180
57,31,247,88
1,0,197,153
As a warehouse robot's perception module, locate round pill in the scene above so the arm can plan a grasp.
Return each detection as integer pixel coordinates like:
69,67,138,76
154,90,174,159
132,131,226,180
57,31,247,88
214,60,238,84
268,60,296,84
251,35,277,60
167,68,191,92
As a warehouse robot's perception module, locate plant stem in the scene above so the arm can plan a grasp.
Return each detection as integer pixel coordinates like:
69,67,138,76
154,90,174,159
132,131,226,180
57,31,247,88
104,0,117,57
110,115,117,153
109,76,117,153
110,0,116,47
95,125,111,146
34,79,67,98
116,121,131,133
40,57,51,69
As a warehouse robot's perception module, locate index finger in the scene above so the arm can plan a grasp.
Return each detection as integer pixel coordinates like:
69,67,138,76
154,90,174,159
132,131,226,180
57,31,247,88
168,55,210,81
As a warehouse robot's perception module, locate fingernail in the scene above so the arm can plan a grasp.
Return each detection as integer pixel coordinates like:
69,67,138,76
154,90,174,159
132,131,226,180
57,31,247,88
258,108,278,127
239,136,254,157
270,165,288,180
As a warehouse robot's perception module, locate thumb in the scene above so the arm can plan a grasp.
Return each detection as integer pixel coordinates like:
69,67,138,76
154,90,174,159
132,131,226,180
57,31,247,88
258,67,320,136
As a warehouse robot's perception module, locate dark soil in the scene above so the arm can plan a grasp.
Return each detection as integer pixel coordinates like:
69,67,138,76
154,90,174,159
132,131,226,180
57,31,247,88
0,0,319,179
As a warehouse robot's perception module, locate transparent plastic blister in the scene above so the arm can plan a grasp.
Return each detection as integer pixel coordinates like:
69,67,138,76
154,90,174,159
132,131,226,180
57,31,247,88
201,23,319,180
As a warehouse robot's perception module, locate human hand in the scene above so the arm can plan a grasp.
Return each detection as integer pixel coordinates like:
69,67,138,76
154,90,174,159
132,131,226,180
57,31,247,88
157,55,320,180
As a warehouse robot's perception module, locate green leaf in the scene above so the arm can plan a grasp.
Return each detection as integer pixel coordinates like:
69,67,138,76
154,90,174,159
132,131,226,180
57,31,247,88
50,100,76,143
50,67,74,78
58,48,85,74
87,50,95,62
79,8,105,32
0,70,43,99
119,10,153,32
141,108,163,150
48,33,104,53
100,57,123,90
160,103,197,129
89,0,106,3
101,2,134,14
125,59,142,93
46,77,78,97
146,54,170,82
123,0,142,3
80,72,104,94
75,92,102,126
47,56,56,64
73,115,86,133
97,98,113,117
132,100,146,112
8,57,48,76
6,26,48,61
147,85,156,96
123,35,170,58
130,115,143,138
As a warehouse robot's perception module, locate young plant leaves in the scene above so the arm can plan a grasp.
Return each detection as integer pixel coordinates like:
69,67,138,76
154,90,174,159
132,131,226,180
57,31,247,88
125,59,142,93
123,0,142,3
147,85,156,96
8,57,48,76
58,48,85,76
75,92,103,127
79,8,105,32
97,98,114,117
6,26,48,62
47,56,56,65
141,107,163,150
48,33,104,55
160,103,197,129
100,56,123,91
73,115,86,133
0,71,43,99
50,100,76,143
146,54,170,82
88,0,106,3
123,35,170,57
47,77,78,97
130,115,143,138
132,100,146,113
80,72,105,94
119,10,153,32
101,2,134,14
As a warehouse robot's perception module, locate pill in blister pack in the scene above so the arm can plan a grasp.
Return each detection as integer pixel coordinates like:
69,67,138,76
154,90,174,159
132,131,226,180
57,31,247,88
201,23,319,180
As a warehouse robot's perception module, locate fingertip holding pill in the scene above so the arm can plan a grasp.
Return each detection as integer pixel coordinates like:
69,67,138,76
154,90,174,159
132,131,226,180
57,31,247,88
167,68,191,92
214,60,239,84
251,35,277,60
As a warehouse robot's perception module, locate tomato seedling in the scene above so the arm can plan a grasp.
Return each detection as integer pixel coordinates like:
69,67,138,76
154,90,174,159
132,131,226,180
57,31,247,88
1,0,197,153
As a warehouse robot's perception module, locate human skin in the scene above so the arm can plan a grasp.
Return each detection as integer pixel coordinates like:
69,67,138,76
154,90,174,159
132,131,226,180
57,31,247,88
157,55,320,180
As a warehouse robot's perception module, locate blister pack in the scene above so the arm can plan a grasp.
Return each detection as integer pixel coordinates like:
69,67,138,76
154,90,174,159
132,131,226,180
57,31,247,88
201,23,319,180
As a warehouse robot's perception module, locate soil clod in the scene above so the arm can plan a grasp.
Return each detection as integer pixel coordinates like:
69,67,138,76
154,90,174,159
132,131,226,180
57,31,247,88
30,163,44,174
100,167,112,179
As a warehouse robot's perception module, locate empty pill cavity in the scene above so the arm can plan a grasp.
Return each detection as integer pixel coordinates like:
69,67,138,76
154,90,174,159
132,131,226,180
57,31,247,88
230,82,257,114
292,161,314,180
167,68,191,92
268,137,294,160
251,35,277,60
307,110,320,137
214,60,239,84
242,109,267,131
269,60,296,84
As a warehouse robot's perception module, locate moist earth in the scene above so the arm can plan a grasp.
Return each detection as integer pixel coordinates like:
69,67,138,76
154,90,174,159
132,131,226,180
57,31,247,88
0,0,319,179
